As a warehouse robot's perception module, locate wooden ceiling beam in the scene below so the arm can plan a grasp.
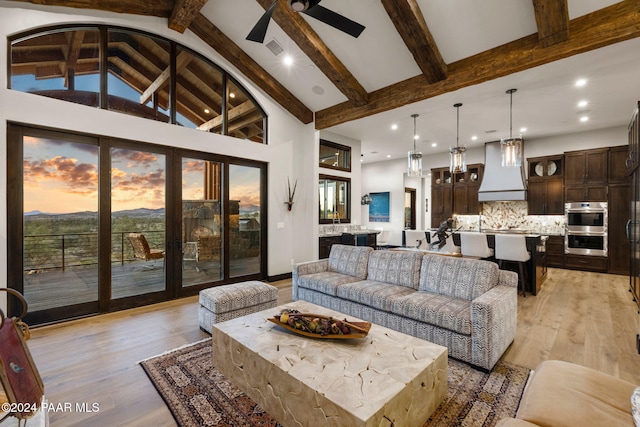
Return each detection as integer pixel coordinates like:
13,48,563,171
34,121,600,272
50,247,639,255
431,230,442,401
255,0,368,106
63,30,86,88
380,0,447,83
532,0,569,48
168,0,208,33
140,51,192,105
315,0,640,129
8,0,174,16
198,100,255,131
188,13,313,124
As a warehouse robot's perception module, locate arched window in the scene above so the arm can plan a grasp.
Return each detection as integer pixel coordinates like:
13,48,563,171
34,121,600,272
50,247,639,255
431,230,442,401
9,25,267,144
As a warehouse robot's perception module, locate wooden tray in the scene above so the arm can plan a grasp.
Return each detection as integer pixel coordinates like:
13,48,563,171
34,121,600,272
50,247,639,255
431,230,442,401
268,313,371,339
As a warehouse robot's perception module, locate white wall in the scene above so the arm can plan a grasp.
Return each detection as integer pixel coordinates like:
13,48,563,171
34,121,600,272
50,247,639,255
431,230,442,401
362,125,628,242
0,3,318,311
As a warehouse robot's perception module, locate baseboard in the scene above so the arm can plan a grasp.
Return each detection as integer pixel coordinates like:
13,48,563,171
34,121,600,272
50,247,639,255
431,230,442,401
268,272,292,282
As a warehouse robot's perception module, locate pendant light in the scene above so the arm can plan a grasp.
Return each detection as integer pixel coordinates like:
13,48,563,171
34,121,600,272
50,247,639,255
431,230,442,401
501,88,523,168
407,113,423,177
449,103,467,173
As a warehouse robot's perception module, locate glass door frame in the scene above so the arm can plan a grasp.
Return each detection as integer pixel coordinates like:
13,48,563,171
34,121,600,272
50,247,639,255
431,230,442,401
7,123,268,323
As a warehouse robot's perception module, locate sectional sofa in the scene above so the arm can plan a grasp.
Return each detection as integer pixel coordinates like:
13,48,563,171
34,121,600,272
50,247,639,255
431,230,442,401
292,244,518,370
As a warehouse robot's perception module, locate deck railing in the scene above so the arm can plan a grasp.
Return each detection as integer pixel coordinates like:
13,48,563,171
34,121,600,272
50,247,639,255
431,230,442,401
23,230,165,272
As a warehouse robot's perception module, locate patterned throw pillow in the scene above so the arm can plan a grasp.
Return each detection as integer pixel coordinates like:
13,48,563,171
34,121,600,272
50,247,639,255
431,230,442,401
633,387,640,427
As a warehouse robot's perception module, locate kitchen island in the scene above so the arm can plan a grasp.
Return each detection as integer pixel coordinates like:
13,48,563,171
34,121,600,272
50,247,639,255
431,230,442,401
448,230,548,296
318,230,379,259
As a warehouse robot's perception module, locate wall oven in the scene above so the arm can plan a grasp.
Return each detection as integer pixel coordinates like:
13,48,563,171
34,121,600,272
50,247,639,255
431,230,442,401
565,202,608,256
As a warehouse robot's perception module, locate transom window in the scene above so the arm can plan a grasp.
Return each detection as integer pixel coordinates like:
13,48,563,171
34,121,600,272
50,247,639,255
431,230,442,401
9,25,267,144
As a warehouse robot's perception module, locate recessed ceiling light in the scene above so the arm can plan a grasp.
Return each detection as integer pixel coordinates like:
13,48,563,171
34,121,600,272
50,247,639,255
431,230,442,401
520,127,527,133
229,92,236,98
580,116,589,122
575,78,587,87
414,134,420,140
577,100,588,108
386,154,391,158
283,55,294,67
431,142,437,147
391,124,398,130
471,135,478,141
204,108,210,114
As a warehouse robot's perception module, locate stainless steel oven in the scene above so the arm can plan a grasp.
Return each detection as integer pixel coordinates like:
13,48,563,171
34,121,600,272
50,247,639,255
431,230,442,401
565,202,608,256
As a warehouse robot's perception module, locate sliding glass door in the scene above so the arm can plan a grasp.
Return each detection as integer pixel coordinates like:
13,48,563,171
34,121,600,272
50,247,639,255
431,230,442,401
8,124,268,324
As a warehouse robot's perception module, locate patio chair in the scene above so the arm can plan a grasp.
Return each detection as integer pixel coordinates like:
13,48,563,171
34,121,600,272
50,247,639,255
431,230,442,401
127,233,164,270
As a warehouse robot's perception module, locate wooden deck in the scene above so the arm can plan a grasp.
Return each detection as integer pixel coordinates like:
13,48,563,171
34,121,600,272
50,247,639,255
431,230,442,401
23,257,259,312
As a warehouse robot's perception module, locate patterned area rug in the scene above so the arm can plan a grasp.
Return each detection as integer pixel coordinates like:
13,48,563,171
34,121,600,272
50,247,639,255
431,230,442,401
140,339,530,427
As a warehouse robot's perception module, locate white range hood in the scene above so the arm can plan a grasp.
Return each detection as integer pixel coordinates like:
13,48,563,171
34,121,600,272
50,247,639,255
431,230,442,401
478,141,527,202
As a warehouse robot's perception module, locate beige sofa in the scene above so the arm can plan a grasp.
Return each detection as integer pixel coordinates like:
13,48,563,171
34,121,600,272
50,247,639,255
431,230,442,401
292,244,518,370
497,360,638,427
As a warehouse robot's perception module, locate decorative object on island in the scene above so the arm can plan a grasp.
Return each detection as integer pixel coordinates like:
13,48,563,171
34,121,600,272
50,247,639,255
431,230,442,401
501,88,524,168
285,176,297,211
360,193,372,205
269,309,371,339
450,103,467,173
407,113,423,177
430,218,456,250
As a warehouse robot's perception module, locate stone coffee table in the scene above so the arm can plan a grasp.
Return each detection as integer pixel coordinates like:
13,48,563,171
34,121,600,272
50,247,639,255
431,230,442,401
211,300,448,427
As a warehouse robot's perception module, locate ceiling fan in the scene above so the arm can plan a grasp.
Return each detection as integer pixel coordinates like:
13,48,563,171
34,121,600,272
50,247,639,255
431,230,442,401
247,0,366,43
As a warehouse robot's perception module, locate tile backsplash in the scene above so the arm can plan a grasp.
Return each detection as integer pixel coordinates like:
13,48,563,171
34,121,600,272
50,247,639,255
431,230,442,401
454,201,565,235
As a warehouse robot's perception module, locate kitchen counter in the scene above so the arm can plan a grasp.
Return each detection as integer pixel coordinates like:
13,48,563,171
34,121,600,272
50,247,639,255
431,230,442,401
318,230,380,259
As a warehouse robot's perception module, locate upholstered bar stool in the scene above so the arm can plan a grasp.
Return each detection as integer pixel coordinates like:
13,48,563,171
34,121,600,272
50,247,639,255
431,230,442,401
460,232,494,259
494,234,530,297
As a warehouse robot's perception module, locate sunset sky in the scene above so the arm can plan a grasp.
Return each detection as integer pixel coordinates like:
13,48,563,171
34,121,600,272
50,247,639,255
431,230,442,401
23,136,261,214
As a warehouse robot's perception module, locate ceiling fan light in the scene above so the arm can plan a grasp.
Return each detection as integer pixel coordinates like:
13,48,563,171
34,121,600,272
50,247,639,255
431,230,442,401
290,0,310,12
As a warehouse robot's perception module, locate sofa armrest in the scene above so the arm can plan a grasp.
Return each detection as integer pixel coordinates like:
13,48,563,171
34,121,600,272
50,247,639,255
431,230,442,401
292,259,329,300
470,281,518,370
498,269,518,288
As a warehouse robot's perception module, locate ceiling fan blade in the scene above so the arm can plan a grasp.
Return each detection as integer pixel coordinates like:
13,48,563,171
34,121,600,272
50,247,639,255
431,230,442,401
303,4,365,38
246,0,278,43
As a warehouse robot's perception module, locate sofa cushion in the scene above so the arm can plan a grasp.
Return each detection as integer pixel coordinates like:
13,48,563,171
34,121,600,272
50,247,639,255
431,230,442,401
367,250,423,290
328,244,373,280
296,271,361,296
390,291,472,335
336,280,416,312
419,254,499,301
516,360,636,427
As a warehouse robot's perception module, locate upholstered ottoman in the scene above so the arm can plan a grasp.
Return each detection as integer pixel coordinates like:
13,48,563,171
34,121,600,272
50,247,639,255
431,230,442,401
198,281,278,333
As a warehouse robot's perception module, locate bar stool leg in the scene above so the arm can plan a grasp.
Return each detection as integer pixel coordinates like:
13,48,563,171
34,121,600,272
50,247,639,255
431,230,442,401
518,261,526,297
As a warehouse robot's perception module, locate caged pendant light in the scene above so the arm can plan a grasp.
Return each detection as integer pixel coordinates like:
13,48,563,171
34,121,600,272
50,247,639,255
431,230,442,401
501,88,524,168
449,103,467,173
407,113,423,177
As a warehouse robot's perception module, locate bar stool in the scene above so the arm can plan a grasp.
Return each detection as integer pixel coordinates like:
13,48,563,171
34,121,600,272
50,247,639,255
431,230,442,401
494,234,530,297
460,232,494,259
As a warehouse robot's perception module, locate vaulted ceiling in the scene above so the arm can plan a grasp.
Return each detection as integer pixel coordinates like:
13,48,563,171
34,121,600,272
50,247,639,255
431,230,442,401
8,0,640,162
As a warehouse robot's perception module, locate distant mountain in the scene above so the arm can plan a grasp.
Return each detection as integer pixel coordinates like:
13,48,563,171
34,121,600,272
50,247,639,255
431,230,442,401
25,208,166,220
239,204,260,214
111,208,165,218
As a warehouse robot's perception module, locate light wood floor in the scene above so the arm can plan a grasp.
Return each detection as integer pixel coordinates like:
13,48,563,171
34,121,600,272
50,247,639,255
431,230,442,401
20,268,640,426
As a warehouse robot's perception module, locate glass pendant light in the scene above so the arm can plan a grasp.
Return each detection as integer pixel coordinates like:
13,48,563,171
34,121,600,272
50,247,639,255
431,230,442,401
407,113,422,177
449,103,467,173
501,88,523,167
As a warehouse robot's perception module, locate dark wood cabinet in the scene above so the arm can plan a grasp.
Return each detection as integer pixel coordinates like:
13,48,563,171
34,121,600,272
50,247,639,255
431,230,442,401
565,148,609,202
527,155,564,214
431,167,453,228
565,254,608,272
318,235,341,259
452,164,483,215
546,235,565,268
608,183,631,274
627,104,640,315
609,145,632,184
